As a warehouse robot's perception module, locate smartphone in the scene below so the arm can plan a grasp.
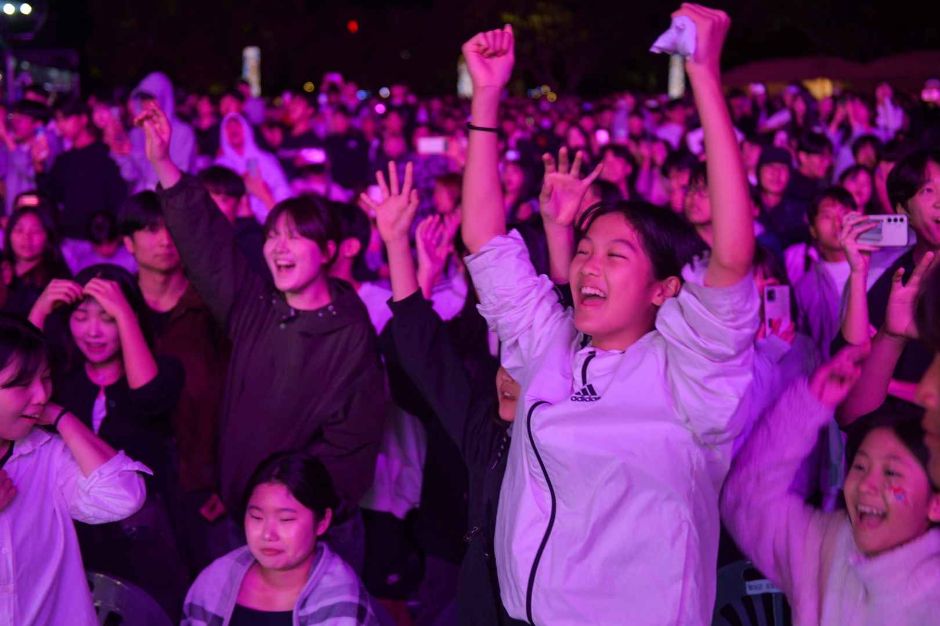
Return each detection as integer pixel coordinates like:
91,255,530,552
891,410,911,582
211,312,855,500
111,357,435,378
858,214,909,247
417,136,448,155
763,285,792,336
366,185,383,204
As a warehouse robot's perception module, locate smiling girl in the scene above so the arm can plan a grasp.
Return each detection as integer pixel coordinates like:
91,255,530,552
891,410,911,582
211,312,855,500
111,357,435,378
135,102,386,565
459,5,758,625
722,345,940,625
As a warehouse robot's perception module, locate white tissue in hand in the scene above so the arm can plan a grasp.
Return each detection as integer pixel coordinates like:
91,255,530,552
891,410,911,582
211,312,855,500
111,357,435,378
650,16,696,58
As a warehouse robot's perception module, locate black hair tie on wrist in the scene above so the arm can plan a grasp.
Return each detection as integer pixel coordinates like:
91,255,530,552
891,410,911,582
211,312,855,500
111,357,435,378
467,122,500,134
52,407,69,431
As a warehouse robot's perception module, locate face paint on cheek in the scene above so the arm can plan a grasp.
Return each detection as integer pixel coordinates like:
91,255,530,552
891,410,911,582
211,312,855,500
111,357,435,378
890,485,908,504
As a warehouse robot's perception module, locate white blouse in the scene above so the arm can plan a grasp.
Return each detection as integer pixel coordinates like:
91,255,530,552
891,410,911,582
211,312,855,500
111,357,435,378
0,428,149,625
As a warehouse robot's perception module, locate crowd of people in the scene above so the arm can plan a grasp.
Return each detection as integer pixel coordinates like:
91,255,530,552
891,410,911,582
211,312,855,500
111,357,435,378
1,3,940,625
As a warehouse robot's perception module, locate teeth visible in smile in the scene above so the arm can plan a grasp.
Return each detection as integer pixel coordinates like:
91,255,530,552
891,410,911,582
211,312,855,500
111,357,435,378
580,286,607,298
858,504,886,517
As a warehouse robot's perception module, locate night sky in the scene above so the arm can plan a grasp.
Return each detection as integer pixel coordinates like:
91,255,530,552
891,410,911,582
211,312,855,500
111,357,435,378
15,0,940,96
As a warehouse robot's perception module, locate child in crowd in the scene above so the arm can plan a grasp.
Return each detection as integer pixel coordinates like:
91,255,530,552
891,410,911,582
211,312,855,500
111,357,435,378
182,452,381,626
0,313,148,625
458,5,758,624
722,345,940,625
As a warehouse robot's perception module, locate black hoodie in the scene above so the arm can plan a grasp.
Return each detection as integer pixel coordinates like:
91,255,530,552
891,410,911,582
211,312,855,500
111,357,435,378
158,177,387,513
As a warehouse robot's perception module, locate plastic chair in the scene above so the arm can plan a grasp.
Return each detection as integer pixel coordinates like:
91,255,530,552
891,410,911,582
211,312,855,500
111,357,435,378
86,571,174,626
712,560,791,626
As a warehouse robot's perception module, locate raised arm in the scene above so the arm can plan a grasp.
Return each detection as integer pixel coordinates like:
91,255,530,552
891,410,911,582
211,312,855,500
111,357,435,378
839,212,879,345
722,346,866,596
359,161,420,301
838,251,937,425
460,25,514,253
676,4,753,287
539,148,603,283
136,101,266,329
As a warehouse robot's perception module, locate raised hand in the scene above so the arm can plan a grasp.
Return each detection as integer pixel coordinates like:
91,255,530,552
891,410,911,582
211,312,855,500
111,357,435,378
839,212,879,275
133,100,172,165
672,3,731,79
359,162,419,245
28,279,84,328
539,148,604,228
809,344,870,408
885,251,937,340
83,279,135,325
461,25,515,90
416,215,455,295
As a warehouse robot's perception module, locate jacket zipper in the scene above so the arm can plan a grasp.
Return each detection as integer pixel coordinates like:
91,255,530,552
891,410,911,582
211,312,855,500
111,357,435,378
581,351,596,386
524,399,551,625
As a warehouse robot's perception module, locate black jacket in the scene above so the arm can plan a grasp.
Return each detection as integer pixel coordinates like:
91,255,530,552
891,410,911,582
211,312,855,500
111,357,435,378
158,177,387,514
388,290,524,626
52,355,184,494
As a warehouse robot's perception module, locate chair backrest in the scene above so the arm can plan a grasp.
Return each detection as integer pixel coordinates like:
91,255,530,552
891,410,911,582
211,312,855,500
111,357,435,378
86,571,174,626
712,560,791,626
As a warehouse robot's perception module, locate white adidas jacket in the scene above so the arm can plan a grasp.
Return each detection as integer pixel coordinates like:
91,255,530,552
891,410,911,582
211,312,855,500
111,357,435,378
466,231,758,626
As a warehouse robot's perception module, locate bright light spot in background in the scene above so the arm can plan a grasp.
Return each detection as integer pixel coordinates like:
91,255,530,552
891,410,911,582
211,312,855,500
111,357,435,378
546,92,558,103
19,2,30,15
356,90,369,101
302,81,315,93
374,103,387,115
2,4,16,15
347,19,359,34
378,87,390,99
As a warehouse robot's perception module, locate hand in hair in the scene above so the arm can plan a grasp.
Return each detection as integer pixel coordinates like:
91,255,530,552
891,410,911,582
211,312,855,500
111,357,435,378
28,279,84,329
809,343,870,408
83,279,136,325
360,162,419,245
539,148,604,229
0,469,16,511
461,24,515,92
885,251,938,340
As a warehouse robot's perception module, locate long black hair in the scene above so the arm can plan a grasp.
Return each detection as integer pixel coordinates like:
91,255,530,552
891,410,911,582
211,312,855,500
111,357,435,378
3,205,69,287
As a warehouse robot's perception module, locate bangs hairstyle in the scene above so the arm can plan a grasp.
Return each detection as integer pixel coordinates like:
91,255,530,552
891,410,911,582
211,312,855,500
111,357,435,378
242,452,340,520
916,262,940,353
576,200,707,281
808,186,857,223
118,191,163,237
65,264,153,345
0,314,48,389
263,195,340,261
887,149,940,212
846,410,938,491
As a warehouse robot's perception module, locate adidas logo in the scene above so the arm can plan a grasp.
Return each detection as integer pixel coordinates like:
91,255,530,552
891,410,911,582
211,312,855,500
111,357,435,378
570,384,600,402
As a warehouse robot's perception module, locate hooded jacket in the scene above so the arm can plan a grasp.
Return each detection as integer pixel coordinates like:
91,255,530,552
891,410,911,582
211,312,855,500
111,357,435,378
130,72,196,190
722,378,940,625
157,176,386,513
182,543,380,626
215,112,292,223
465,231,758,626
